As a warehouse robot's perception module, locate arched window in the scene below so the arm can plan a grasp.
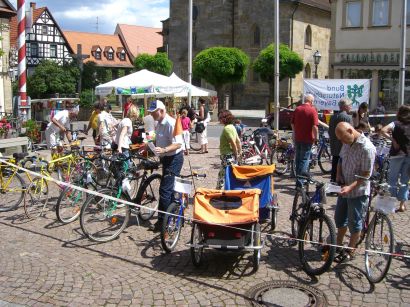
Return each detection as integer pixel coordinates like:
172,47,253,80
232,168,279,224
304,64,311,79
305,25,312,47
252,25,261,47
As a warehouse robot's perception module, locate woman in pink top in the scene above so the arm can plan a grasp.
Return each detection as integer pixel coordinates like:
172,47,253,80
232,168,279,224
180,109,192,155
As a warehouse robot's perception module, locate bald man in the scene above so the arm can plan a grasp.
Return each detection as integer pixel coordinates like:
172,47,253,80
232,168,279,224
334,122,376,263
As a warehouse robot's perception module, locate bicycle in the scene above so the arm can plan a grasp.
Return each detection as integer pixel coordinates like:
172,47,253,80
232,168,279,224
270,139,295,176
291,174,336,276
353,176,395,283
310,130,332,174
161,171,206,253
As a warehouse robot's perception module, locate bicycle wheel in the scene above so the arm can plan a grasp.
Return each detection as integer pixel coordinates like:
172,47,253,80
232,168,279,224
70,160,98,187
24,177,49,219
190,223,204,267
0,171,25,212
190,131,201,151
135,173,161,221
365,212,394,283
270,147,288,175
161,202,183,253
318,146,332,174
253,223,262,272
56,186,87,224
298,213,336,276
93,158,111,187
80,188,130,242
291,188,307,238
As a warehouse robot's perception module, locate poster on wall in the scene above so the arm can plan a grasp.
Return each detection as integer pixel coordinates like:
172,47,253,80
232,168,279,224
303,79,370,111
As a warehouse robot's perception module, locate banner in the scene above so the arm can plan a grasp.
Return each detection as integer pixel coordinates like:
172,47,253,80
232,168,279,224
303,79,370,111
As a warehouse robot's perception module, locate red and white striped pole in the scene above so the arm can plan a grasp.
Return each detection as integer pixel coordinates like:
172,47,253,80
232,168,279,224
17,0,27,119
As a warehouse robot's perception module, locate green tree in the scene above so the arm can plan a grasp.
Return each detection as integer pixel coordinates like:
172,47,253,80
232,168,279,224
253,43,303,107
193,47,250,111
134,52,173,76
27,60,80,98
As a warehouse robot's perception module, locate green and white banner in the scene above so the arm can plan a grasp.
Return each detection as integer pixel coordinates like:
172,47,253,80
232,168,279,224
303,79,370,111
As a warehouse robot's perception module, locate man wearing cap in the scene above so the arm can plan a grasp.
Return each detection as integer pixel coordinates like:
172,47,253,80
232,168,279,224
328,98,353,183
45,107,78,149
148,100,184,232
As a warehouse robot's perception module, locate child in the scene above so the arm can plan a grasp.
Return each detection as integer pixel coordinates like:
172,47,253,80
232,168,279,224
234,119,244,138
180,109,191,155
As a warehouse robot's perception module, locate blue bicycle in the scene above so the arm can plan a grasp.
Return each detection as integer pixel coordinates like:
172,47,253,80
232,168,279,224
161,171,206,253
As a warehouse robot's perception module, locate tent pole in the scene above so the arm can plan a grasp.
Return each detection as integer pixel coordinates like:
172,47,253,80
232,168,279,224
144,95,148,116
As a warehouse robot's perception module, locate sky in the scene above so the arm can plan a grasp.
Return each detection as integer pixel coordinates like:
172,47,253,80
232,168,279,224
10,0,169,33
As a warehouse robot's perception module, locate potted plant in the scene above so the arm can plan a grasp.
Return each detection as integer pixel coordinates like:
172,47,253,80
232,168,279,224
0,117,12,139
23,119,41,144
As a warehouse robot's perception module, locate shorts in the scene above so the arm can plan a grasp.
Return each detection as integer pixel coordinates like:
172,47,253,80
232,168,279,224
45,128,58,149
334,195,368,234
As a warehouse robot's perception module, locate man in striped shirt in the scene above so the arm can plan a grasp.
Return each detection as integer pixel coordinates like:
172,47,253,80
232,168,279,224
334,122,376,263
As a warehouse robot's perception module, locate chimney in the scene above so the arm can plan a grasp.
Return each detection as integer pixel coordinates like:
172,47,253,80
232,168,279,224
30,2,36,9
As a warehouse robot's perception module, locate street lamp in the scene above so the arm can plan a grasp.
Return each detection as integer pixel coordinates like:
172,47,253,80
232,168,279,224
313,50,321,79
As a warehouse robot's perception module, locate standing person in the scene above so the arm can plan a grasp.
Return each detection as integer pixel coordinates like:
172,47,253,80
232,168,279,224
105,104,119,143
334,122,376,263
352,102,371,130
328,98,353,183
143,113,156,134
115,105,139,157
45,107,79,149
383,105,410,212
291,94,319,187
148,100,184,232
198,98,211,154
180,108,191,155
123,97,133,118
216,110,241,189
86,102,103,144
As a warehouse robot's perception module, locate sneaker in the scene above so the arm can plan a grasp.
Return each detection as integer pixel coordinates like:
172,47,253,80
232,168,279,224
148,222,161,233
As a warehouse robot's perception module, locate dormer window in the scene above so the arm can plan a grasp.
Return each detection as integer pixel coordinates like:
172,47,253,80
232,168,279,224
95,51,101,60
104,46,114,60
92,45,102,60
108,52,114,60
119,52,125,61
117,48,126,61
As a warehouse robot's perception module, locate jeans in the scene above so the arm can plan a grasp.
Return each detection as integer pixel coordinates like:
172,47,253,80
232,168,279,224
295,142,313,187
331,155,340,183
388,156,410,201
158,152,184,222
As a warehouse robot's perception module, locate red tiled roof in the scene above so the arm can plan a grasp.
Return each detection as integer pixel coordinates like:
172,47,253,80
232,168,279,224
63,30,133,68
115,24,162,59
10,6,45,48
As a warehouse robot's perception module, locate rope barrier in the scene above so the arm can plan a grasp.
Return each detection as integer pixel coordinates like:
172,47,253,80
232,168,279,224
0,158,408,260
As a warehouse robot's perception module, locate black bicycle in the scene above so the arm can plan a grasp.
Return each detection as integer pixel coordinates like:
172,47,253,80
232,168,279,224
291,174,336,276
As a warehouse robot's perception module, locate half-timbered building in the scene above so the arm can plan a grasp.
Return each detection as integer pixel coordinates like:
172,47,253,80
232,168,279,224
10,2,73,75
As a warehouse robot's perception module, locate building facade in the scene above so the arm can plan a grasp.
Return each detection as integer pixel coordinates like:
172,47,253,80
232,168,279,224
330,0,410,110
0,0,15,113
163,0,331,109
10,2,73,76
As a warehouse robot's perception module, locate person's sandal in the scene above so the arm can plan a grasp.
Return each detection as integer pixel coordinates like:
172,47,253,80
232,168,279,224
334,250,355,263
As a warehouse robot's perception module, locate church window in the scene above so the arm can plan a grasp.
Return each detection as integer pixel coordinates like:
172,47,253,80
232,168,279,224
304,64,311,79
305,25,312,48
252,25,261,47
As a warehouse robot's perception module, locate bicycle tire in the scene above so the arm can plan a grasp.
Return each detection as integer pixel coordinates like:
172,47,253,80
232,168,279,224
161,202,183,253
365,212,394,283
190,223,204,267
0,171,25,212
190,131,201,151
318,146,332,174
24,178,49,219
80,188,130,242
271,207,278,231
253,223,262,272
291,189,307,238
56,186,87,224
271,147,288,175
298,213,336,276
135,173,161,221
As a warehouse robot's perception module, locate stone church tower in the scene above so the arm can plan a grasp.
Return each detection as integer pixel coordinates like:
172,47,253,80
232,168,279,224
163,0,331,110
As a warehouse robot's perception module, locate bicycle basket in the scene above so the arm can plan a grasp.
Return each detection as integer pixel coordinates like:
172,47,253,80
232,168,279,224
374,195,396,214
174,177,193,195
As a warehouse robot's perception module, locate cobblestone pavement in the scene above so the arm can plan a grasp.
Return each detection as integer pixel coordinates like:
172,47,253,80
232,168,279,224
0,137,409,306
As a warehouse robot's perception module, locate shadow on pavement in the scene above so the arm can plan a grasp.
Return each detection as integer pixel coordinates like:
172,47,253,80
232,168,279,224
334,263,375,294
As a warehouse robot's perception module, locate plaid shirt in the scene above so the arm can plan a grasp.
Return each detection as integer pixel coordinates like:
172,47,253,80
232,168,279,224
339,134,376,198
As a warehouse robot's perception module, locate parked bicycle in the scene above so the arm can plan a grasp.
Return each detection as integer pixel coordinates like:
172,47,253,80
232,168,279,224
291,174,336,276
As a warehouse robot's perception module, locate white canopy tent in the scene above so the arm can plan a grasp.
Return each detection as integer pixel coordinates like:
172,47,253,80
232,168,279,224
168,73,217,97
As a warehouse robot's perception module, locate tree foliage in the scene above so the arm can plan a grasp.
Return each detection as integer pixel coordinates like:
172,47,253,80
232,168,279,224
193,47,250,110
134,52,173,76
253,43,303,83
27,60,80,98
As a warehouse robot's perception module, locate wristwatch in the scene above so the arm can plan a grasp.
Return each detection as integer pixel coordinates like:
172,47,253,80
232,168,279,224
164,147,168,153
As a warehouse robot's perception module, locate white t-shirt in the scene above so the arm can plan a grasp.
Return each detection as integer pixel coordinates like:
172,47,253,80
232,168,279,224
98,111,110,136
143,114,156,133
115,118,133,149
47,110,70,133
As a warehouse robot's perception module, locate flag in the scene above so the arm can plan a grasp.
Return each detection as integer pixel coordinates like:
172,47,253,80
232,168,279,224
173,114,183,137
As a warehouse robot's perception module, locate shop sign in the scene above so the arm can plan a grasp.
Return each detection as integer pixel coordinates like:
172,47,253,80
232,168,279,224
303,79,370,111
338,52,410,64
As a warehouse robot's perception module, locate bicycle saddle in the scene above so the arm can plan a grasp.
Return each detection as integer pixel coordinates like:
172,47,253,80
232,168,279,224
139,159,159,171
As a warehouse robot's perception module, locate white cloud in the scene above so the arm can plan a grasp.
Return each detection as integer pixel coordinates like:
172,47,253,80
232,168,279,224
53,0,169,29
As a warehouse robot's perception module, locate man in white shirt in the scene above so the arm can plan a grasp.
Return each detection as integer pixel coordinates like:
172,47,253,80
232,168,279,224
148,100,184,232
45,107,78,149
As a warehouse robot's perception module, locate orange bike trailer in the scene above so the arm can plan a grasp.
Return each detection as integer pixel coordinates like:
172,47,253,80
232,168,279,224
193,188,261,225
